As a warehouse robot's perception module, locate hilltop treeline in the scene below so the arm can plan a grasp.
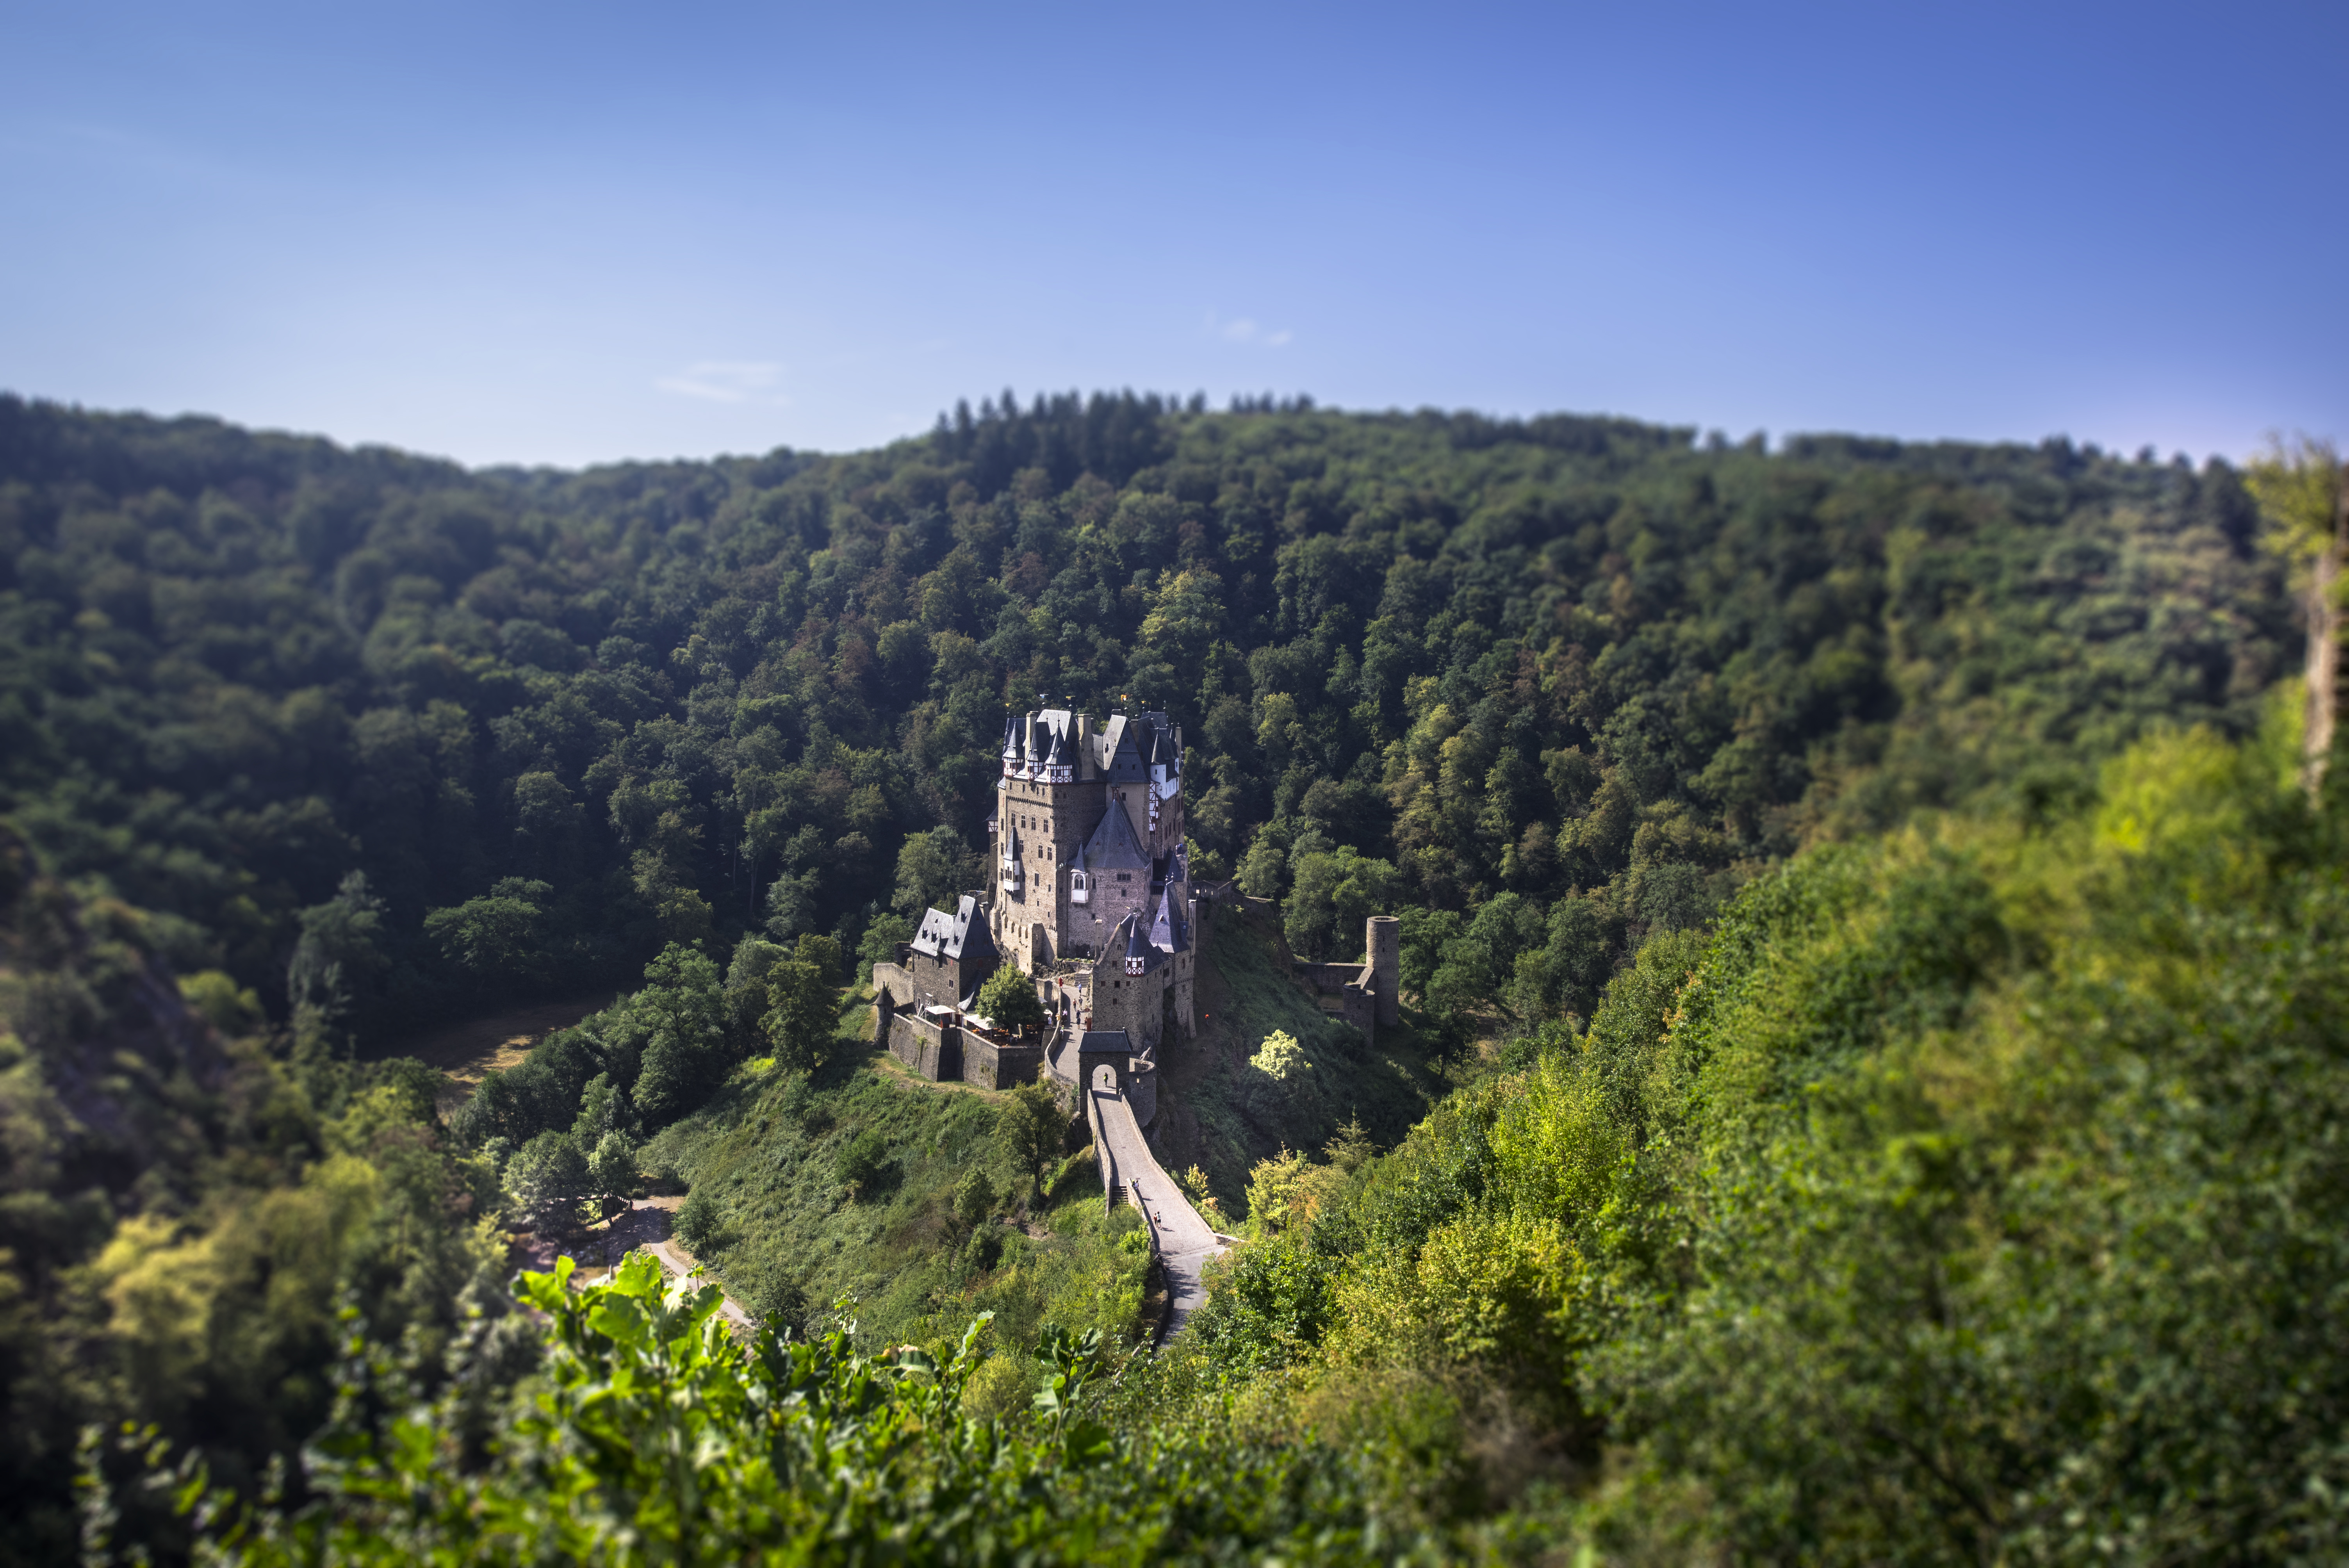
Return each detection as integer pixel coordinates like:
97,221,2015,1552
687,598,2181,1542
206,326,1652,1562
0,392,2285,1042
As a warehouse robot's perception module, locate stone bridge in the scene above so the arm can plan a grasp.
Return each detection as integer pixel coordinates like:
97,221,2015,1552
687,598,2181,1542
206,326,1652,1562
1046,1025,1228,1339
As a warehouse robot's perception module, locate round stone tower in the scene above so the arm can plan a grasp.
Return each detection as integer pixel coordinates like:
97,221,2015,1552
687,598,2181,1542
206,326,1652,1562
1365,914,1401,1026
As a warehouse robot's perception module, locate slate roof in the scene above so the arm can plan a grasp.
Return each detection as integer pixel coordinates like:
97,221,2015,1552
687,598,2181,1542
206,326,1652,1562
1101,714,1148,782
1079,795,1150,870
1119,909,1164,973
911,893,997,960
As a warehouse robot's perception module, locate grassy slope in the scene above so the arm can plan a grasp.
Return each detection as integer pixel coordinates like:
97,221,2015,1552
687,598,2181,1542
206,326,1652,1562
639,995,1151,1409
637,911,1448,1395
1137,902,1451,1221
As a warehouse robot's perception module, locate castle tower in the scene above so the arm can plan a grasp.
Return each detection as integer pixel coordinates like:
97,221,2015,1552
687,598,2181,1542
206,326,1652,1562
1366,914,1401,1026
1087,910,1165,1055
986,704,1190,1043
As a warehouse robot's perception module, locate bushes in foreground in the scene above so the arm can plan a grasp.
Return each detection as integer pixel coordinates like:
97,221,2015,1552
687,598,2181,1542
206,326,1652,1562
96,1255,1439,1566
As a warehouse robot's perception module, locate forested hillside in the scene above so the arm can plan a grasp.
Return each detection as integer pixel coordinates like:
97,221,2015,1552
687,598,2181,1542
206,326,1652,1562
0,392,2285,1042
4,390,2323,1564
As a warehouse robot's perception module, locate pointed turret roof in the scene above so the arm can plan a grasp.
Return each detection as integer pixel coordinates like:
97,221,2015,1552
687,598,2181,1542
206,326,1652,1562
1080,795,1149,870
1103,715,1147,782
1148,889,1175,953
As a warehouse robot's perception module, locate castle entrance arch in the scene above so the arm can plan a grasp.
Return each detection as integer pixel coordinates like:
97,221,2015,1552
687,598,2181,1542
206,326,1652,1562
1075,1028,1135,1095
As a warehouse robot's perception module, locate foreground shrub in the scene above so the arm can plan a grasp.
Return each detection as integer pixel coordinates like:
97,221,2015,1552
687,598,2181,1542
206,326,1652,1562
91,1254,1441,1565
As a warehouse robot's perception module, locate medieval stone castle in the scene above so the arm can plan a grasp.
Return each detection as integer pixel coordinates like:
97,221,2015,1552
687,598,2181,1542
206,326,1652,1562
870,704,1397,1094
990,706,1198,1058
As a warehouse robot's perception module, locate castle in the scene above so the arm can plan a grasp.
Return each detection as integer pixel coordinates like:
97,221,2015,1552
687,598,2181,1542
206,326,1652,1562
989,706,1198,1060
871,703,1397,1094
869,706,1202,1085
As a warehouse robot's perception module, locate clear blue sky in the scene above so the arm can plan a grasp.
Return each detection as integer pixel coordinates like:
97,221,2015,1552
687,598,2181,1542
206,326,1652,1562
2,1,2341,468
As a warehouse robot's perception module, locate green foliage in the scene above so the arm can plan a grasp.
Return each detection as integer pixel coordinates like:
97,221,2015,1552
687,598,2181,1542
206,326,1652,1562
994,1080,1065,1196
672,1188,724,1254
1184,721,2349,1559
0,397,2285,1054
893,825,979,916
834,1128,891,1191
763,931,845,1072
855,912,912,981
2244,434,2342,566
285,871,387,1032
1283,845,1398,960
421,878,551,986
975,963,1045,1032
504,1130,588,1233
107,1257,1452,1566
1,394,2328,1560
629,943,729,1124
951,1167,997,1229
586,1129,636,1201
719,935,786,1049
617,978,1168,1355
177,968,265,1036
0,826,503,1566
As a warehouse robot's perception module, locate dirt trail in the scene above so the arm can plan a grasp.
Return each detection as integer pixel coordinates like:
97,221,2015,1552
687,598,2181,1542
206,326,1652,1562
374,994,615,1112
524,1196,757,1332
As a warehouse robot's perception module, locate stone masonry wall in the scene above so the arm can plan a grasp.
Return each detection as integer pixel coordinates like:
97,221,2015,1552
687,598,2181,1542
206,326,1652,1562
996,773,1108,969
961,1033,1043,1090
886,1010,959,1081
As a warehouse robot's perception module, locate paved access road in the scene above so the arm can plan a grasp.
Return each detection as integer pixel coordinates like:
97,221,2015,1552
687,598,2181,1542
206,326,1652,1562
1090,1083,1224,1337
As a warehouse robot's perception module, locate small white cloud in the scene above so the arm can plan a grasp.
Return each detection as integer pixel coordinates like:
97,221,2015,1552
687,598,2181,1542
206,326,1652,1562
1204,310,1293,348
655,361,786,404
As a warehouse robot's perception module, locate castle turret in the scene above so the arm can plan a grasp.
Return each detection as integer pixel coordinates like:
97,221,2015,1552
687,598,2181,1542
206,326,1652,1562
1366,914,1401,1026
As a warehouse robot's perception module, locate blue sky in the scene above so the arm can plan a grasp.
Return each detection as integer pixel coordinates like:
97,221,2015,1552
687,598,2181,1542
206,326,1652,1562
2,1,2341,468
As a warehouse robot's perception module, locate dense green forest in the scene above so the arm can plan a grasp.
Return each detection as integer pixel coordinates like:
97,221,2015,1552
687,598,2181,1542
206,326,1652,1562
0,390,2283,1037
4,390,2333,1563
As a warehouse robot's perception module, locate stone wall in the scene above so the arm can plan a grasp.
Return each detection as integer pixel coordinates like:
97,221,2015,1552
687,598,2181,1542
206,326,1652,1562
886,1009,959,1081
1294,916,1399,1044
961,1033,1043,1090
872,962,1043,1090
995,772,1107,970
871,960,916,1010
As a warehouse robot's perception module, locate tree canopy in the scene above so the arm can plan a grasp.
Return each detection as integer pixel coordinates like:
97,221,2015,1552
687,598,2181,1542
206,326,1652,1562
0,393,2287,1044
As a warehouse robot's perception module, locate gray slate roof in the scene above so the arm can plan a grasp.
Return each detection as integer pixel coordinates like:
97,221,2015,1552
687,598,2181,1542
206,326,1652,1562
911,893,997,960
1079,796,1150,870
